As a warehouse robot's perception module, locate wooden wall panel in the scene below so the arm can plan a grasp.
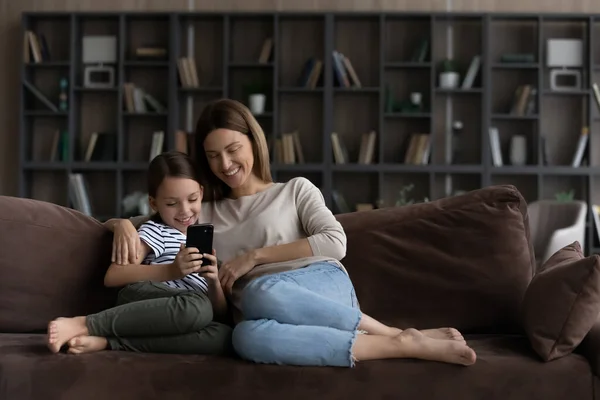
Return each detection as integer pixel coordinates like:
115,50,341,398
1,0,598,196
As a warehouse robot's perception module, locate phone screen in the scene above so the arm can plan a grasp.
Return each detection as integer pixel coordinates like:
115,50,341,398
186,223,214,266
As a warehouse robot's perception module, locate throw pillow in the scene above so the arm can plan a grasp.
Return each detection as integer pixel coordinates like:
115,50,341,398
521,241,600,361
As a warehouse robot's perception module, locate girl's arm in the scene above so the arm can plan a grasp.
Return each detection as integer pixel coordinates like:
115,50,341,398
207,281,228,320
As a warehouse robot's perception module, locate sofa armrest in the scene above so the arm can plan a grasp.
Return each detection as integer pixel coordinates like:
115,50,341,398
577,318,600,376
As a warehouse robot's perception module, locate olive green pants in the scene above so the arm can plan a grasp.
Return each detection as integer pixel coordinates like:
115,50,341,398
86,281,233,355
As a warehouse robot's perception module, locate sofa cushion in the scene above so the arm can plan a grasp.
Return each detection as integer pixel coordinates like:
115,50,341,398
0,333,593,400
336,185,535,334
521,241,600,361
0,196,118,333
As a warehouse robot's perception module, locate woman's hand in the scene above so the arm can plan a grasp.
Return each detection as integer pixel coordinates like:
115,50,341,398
173,244,204,278
218,251,257,296
112,219,141,265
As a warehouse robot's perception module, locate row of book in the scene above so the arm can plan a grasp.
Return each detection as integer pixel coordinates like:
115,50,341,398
331,131,377,164
332,50,362,88
123,83,167,113
23,30,51,63
177,57,201,88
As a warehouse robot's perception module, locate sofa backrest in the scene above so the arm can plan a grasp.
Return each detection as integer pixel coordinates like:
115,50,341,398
0,196,118,333
336,185,535,334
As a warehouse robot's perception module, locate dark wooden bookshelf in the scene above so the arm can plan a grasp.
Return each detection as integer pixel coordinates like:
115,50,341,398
18,11,600,254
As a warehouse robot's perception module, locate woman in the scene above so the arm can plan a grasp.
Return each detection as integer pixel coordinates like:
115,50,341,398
110,98,477,367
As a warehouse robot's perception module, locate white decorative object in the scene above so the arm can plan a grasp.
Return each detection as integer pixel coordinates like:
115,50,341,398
439,72,459,89
547,39,583,91
82,35,117,88
410,92,422,106
509,135,527,166
249,94,266,115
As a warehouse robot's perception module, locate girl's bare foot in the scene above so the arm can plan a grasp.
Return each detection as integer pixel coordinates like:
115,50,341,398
420,328,465,343
67,336,108,354
47,316,89,354
394,328,476,366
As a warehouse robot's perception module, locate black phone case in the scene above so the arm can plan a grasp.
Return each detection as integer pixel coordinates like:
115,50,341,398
185,223,214,267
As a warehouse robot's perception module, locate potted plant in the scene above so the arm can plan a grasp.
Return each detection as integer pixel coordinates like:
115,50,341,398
439,58,460,89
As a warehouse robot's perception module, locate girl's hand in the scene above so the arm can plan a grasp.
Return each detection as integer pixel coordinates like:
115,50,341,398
218,251,257,296
198,249,219,284
112,219,141,265
173,244,204,278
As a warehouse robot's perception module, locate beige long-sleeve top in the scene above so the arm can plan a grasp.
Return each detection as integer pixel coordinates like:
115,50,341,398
200,177,348,323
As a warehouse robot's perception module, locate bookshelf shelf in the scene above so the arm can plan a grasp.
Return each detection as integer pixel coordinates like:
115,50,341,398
491,114,539,120
17,10,600,256
384,62,432,69
491,63,539,69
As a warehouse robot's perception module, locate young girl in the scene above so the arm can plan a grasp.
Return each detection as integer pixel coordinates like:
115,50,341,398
46,151,232,356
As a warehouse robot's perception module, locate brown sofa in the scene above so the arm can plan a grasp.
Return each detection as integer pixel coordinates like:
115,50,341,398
1,185,599,400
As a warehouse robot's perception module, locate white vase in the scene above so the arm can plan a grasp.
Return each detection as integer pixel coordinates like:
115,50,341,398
510,135,527,166
249,94,266,115
439,72,460,89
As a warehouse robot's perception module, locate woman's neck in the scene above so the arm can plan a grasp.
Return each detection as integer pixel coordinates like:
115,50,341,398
229,174,272,199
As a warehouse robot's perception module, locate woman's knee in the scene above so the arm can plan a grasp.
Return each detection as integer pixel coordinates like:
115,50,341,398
240,277,281,318
232,320,268,361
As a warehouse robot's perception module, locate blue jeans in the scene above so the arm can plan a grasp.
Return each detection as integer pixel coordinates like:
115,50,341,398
232,262,362,367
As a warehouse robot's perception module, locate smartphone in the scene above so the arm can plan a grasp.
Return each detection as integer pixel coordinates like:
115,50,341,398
186,223,214,266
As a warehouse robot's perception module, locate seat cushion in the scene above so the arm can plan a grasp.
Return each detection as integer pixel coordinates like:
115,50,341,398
0,333,592,400
336,184,535,334
521,241,600,361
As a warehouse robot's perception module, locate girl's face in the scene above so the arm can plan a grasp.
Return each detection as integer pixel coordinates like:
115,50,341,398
203,128,255,191
149,176,203,233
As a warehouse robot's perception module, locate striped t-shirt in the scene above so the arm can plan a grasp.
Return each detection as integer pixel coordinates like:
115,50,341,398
138,220,209,294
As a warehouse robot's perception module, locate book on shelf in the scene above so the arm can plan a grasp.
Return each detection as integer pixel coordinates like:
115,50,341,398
24,30,51,63
258,38,273,63
461,55,481,89
123,83,167,113
592,83,600,114
68,173,92,217
135,46,167,59
23,80,59,112
150,131,165,161
403,133,430,165
49,130,68,162
571,127,589,168
332,51,361,88
83,132,117,162
488,127,503,167
272,131,305,164
410,39,429,63
331,132,349,164
509,84,536,116
176,57,200,88
592,205,600,244
297,58,323,89
357,131,377,165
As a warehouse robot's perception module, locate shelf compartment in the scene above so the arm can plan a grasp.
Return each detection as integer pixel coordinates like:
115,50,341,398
25,170,69,207
278,16,325,88
384,16,431,64
278,94,323,163
333,171,378,213
490,174,538,203
489,18,539,66
334,15,379,88
382,119,430,164
230,15,274,64
381,172,430,208
542,174,588,201
432,173,481,200
333,95,379,165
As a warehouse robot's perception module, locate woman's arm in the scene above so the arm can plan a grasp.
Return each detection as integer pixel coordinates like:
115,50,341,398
104,216,151,264
103,239,177,286
252,177,347,265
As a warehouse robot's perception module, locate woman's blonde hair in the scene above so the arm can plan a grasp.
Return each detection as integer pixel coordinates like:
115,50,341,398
194,98,272,201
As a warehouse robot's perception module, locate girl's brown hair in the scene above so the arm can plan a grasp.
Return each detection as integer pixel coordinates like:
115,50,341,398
194,98,272,201
148,150,200,222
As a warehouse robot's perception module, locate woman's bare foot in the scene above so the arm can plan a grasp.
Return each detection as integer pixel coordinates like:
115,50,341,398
420,328,465,343
394,328,476,366
47,316,89,354
67,336,108,354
